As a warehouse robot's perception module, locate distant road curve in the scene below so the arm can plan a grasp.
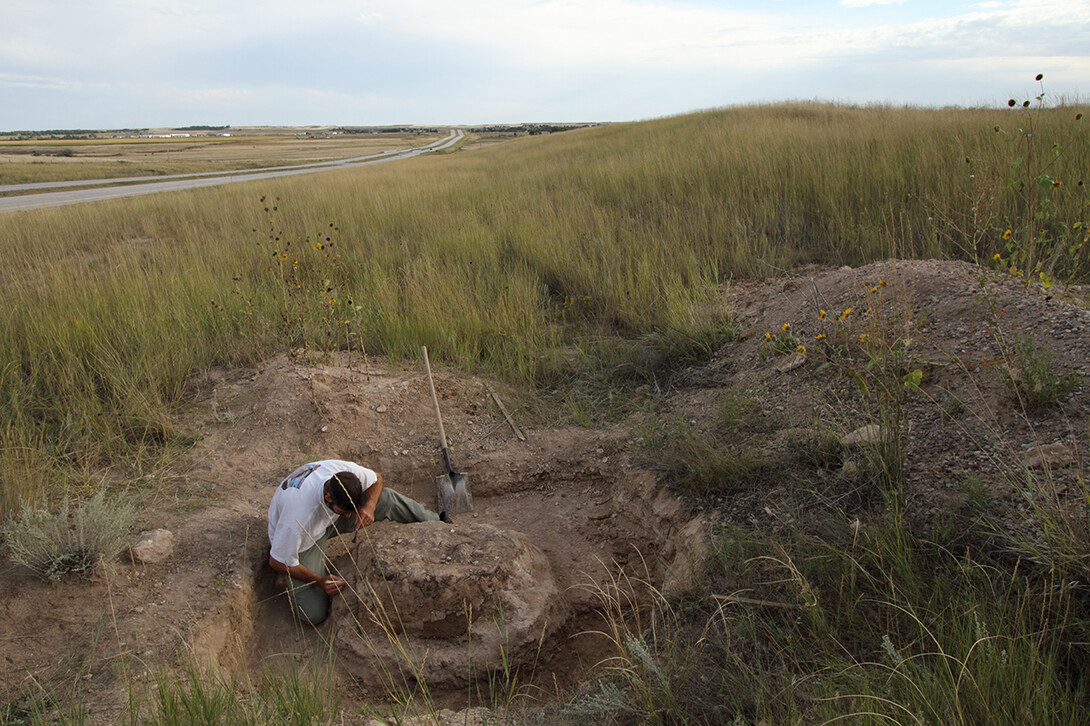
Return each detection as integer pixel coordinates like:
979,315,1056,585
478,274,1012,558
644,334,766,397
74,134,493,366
0,129,464,213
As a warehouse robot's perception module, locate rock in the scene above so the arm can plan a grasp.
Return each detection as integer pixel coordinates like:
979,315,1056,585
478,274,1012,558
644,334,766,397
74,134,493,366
774,352,806,373
130,529,174,564
370,707,499,726
661,511,707,599
842,424,882,447
1025,443,1076,469
336,522,563,691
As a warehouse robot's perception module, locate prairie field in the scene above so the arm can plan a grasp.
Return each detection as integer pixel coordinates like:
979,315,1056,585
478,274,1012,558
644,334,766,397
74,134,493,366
2,101,1090,724
0,129,437,184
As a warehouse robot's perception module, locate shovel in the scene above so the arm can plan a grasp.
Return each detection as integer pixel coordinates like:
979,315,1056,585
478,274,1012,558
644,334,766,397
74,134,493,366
422,345,473,514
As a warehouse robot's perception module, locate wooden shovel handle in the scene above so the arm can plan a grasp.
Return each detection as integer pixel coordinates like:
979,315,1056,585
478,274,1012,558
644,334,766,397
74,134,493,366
422,346,448,449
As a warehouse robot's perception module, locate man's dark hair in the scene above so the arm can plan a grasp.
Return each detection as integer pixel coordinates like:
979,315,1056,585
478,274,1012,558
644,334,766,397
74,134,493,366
325,472,364,513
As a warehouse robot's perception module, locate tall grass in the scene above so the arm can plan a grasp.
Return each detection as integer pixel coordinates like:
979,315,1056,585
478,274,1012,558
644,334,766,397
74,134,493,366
0,102,1087,513
563,515,1089,725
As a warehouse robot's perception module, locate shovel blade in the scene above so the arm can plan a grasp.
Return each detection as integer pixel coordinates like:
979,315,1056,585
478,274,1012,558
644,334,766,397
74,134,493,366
436,472,472,514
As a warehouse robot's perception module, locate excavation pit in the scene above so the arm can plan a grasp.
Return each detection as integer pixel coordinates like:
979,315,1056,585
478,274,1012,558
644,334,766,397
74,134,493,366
0,354,705,717
242,462,705,706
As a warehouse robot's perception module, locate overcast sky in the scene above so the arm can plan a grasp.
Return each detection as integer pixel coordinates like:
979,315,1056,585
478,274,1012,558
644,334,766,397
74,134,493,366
1,0,1086,130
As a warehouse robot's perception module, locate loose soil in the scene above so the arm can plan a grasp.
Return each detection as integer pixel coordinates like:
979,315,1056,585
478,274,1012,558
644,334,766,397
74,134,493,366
1,259,1088,723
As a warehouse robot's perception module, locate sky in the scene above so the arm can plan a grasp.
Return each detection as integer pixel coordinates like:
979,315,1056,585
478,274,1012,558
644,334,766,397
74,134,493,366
0,0,1087,130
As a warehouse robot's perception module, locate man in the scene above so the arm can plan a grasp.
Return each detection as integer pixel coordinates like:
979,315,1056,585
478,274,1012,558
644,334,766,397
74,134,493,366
267,459,443,625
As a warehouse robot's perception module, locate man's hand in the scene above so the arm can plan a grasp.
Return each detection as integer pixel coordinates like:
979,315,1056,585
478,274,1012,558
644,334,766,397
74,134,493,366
319,574,348,595
269,556,348,595
355,508,375,530
355,472,384,530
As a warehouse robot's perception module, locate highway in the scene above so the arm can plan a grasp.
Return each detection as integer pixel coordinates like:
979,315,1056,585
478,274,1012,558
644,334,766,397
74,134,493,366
0,129,464,213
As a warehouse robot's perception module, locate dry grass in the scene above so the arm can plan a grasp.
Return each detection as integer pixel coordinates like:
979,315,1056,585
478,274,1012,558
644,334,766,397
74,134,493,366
0,101,1086,512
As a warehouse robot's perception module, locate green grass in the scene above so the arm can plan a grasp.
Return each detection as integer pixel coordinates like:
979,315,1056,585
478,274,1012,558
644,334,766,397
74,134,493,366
2,662,343,725
641,413,768,499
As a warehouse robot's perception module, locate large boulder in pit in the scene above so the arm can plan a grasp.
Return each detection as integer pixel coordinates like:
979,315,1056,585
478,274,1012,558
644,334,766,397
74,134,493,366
334,521,564,691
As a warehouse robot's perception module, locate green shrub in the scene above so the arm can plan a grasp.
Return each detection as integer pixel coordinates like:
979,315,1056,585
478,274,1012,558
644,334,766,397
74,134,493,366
2,489,135,580
1006,334,1081,411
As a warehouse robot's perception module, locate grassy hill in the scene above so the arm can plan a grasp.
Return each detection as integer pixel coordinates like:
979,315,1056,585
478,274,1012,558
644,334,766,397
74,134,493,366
1,101,1089,723
1,102,1086,514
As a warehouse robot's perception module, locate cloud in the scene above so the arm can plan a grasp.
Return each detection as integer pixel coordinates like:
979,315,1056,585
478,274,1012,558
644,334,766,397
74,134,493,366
1,0,1087,128
840,0,905,6
172,87,254,106
0,72,78,92
358,12,386,26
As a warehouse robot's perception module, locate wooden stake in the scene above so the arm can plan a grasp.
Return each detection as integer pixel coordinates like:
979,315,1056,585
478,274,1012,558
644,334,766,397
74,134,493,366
490,390,526,441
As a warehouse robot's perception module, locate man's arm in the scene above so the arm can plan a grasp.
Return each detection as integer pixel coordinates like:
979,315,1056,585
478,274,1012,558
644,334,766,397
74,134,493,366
355,472,384,529
268,555,346,595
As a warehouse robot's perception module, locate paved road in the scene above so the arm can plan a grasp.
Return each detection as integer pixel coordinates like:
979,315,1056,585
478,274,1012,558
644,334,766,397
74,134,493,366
0,129,464,213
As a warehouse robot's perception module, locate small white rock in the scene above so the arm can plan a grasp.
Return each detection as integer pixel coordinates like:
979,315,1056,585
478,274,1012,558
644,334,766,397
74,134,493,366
130,529,174,565
842,424,882,447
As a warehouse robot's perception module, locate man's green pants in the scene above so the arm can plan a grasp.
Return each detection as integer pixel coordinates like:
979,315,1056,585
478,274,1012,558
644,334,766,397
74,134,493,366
286,487,439,625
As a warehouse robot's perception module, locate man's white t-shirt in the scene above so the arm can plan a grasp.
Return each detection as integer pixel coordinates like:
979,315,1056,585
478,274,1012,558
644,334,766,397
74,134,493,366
267,460,377,568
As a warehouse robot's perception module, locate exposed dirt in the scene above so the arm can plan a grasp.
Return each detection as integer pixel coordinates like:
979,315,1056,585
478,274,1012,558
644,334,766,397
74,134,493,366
1,258,1088,723
0,347,703,722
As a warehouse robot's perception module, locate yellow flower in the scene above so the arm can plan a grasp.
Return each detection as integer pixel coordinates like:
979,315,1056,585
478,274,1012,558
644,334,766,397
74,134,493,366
815,333,826,341
841,307,852,320
870,285,878,293
280,253,287,260
1053,180,1063,187
796,345,806,355
879,279,887,287
819,309,826,320
993,253,1001,261
860,333,869,343
781,323,791,332
1003,229,1012,239
865,307,872,315
764,332,772,340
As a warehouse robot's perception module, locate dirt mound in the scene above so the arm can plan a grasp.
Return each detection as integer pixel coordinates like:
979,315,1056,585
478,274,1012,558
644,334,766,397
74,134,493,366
701,258,1090,535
